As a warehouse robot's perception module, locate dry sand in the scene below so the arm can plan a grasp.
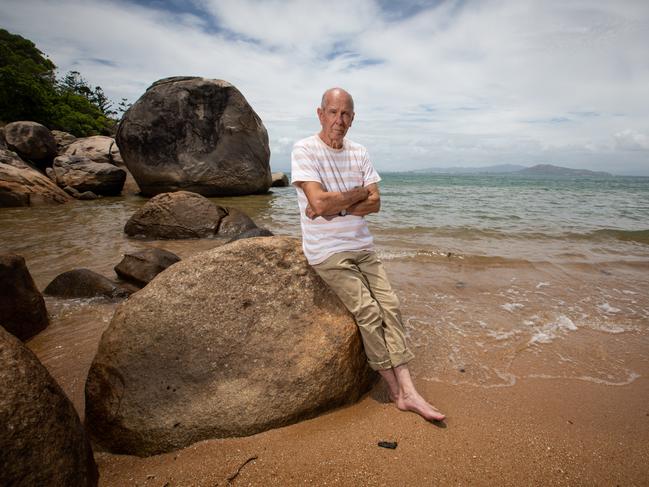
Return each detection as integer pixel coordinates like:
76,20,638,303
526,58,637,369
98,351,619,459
93,377,649,486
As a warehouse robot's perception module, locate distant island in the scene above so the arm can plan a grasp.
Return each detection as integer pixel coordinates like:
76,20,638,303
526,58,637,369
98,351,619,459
409,163,612,177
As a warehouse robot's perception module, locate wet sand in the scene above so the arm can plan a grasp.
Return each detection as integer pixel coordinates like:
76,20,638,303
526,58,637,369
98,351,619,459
25,257,649,486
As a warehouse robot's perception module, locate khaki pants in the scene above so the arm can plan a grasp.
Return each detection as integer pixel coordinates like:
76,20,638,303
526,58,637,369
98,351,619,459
313,250,414,371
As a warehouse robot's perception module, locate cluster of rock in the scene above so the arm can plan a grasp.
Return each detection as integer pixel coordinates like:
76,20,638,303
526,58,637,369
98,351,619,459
0,77,372,472
1,236,374,465
0,122,132,205
1,77,291,206
124,190,268,239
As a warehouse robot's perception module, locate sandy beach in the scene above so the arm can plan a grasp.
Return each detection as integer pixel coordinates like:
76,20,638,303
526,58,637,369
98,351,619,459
25,256,649,486
90,377,649,486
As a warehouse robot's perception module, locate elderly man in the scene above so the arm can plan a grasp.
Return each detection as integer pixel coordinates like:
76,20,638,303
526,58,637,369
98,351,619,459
291,87,445,422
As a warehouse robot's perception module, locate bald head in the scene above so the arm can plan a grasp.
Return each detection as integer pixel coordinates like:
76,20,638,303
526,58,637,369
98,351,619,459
317,87,355,149
321,88,354,112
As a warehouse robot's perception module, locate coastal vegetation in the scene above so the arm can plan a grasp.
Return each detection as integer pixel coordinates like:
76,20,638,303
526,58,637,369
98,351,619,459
0,28,123,136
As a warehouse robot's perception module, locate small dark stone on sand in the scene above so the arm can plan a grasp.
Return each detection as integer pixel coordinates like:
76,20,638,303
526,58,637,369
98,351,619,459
378,441,398,449
459,368,466,373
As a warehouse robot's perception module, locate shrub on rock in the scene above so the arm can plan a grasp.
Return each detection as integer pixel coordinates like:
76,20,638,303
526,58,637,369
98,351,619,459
85,237,374,456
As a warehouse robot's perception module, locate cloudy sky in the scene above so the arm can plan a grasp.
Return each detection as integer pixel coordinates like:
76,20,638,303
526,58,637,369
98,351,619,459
2,0,648,174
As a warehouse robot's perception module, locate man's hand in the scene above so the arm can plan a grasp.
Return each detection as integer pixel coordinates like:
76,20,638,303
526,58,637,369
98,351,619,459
347,183,380,216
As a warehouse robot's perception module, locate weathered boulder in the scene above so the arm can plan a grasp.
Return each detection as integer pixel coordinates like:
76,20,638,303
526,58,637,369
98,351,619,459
51,130,76,152
0,152,71,207
85,237,374,456
217,206,258,237
116,77,271,196
0,327,99,487
3,121,57,166
62,135,122,165
271,171,289,187
0,254,49,340
124,191,226,239
50,155,126,196
227,227,274,243
114,248,181,287
44,269,131,300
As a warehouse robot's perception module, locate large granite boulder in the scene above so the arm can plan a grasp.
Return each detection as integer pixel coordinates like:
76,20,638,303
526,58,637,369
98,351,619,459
116,77,271,197
3,121,57,167
50,155,126,196
0,151,71,207
0,327,99,486
114,248,181,287
85,237,374,456
123,191,256,239
0,254,49,340
62,135,122,165
44,269,131,300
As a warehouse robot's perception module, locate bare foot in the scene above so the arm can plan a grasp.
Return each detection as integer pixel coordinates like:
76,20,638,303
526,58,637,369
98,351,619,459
397,392,446,421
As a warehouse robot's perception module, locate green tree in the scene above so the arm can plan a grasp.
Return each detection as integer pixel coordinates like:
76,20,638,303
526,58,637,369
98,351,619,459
0,28,117,136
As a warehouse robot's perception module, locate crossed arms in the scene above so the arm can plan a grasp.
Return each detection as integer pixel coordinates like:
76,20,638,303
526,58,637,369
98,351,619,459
294,181,381,219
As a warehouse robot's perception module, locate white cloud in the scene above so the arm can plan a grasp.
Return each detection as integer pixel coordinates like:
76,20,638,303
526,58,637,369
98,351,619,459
614,129,649,151
1,0,648,174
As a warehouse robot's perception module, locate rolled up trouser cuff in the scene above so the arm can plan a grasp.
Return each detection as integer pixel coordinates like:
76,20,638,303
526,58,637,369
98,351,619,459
368,349,415,371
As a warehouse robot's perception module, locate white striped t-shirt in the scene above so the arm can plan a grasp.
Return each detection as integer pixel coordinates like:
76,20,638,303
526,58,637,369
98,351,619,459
291,135,381,265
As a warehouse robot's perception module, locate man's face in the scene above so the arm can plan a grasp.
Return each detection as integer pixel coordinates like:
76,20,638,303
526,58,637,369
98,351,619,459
317,91,354,148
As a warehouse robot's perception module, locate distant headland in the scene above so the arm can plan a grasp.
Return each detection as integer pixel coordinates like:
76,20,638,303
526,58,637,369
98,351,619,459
409,163,613,177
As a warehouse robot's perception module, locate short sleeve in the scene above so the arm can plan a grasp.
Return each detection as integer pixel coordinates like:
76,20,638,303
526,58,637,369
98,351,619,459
291,143,321,186
360,148,381,186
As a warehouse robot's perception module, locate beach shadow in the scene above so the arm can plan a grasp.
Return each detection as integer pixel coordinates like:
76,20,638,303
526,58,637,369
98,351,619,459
430,419,447,429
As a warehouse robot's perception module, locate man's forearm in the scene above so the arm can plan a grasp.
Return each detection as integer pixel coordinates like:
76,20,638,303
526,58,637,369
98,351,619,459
347,197,380,216
308,186,369,216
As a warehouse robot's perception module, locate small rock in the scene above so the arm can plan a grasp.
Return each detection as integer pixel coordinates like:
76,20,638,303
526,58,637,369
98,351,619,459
44,269,131,300
227,227,274,243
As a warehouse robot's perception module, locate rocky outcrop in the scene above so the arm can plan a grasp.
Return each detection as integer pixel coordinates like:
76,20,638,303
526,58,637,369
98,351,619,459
114,248,181,287
85,237,374,456
0,327,99,487
227,227,274,243
124,191,259,239
62,135,122,165
50,155,126,196
3,121,57,167
44,269,131,300
116,77,271,197
51,130,76,152
271,172,289,187
0,254,49,340
0,151,71,207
